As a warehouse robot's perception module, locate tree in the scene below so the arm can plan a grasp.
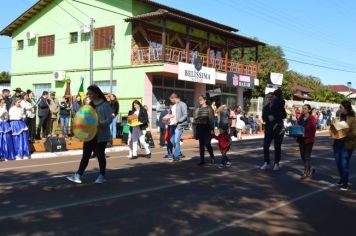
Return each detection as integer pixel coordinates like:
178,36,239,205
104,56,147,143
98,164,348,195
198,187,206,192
0,71,11,80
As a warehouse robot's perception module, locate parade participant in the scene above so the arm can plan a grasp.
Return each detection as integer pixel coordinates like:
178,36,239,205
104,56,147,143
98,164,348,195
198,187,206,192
37,91,50,139
20,93,36,143
27,90,37,142
127,100,151,159
213,129,232,169
2,89,12,111
72,95,82,115
168,93,188,161
9,98,30,159
0,99,15,161
332,101,356,191
235,108,245,140
229,107,237,137
11,88,23,101
261,89,287,171
297,104,317,179
158,104,169,147
194,95,215,166
67,85,113,184
59,97,71,137
48,91,60,136
109,94,119,139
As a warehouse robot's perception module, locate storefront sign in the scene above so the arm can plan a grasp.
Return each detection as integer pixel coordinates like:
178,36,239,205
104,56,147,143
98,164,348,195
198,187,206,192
268,72,283,86
226,72,255,89
178,61,216,85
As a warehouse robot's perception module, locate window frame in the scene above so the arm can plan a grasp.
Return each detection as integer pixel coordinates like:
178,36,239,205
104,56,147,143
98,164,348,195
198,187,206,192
94,26,115,50
69,32,78,44
17,40,24,50
38,35,55,57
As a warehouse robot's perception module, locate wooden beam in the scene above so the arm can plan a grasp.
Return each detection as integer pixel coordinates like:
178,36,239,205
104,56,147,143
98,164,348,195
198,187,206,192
162,17,167,63
206,33,210,66
185,26,190,63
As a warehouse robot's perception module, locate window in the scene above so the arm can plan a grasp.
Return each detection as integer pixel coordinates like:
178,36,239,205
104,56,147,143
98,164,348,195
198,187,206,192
38,35,55,56
95,80,117,94
94,26,114,50
69,32,78,43
34,83,52,98
17,40,24,50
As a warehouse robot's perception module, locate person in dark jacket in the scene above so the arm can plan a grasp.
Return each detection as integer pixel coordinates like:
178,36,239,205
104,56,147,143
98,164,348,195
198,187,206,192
297,104,317,179
59,97,71,137
37,91,50,139
127,100,151,159
2,89,12,111
261,89,287,171
195,95,215,166
109,94,119,139
158,105,169,147
72,95,82,115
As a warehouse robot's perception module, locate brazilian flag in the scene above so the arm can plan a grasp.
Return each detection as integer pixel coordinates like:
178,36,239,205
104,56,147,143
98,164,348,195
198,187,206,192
78,77,85,100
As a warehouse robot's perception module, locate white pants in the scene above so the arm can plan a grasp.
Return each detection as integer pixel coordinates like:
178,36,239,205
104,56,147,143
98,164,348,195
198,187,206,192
128,127,150,156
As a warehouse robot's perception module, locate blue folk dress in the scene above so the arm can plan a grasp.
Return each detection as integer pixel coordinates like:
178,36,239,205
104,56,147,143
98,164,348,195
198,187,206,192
9,106,30,159
0,107,15,160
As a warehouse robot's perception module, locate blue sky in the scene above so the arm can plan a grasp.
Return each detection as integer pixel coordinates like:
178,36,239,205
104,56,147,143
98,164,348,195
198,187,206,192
0,0,355,88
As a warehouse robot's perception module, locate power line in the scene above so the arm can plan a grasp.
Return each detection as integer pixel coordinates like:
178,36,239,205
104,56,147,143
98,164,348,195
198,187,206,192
286,58,356,74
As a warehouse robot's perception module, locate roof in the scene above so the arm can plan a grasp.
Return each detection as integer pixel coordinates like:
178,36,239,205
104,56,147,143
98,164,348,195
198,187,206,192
293,85,312,93
293,94,313,100
125,9,265,47
1,0,239,37
326,85,356,93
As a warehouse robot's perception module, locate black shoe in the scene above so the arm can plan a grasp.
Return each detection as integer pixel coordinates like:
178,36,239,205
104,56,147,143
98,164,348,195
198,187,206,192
340,184,349,191
145,153,151,159
335,180,343,187
130,156,138,160
163,155,168,159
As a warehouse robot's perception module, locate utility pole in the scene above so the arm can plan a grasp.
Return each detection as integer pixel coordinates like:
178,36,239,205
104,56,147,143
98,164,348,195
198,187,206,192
89,18,95,85
110,35,115,94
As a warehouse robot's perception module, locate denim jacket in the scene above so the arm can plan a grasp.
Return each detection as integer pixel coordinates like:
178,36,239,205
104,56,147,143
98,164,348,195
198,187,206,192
93,100,113,143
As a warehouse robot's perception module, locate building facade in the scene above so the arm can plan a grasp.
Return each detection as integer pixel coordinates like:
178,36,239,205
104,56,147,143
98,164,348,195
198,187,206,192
1,0,265,125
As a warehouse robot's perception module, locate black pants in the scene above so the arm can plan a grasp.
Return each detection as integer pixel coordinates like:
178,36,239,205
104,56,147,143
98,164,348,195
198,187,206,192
38,116,49,138
159,127,166,146
197,124,214,161
263,124,284,164
299,141,314,162
25,117,36,141
230,127,237,137
77,138,107,176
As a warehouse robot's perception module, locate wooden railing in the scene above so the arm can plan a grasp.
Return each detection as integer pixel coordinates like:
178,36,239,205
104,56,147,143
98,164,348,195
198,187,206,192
131,46,257,77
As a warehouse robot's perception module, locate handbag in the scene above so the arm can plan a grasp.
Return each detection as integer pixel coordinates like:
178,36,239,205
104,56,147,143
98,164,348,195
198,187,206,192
164,128,170,142
288,125,305,137
330,119,349,139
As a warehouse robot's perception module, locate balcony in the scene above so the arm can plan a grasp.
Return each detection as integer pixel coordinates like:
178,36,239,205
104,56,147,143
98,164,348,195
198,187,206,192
131,46,258,77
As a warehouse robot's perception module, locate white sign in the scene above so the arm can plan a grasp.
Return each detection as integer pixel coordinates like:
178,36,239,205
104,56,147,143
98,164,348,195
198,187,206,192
270,72,283,86
178,62,216,85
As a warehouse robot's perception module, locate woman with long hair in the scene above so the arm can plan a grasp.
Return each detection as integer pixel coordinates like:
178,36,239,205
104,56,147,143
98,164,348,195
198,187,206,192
0,99,15,161
59,96,71,137
67,85,113,184
109,94,119,139
9,98,30,159
127,100,151,159
332,100,356,191
194,95,215,165
297,104,317,179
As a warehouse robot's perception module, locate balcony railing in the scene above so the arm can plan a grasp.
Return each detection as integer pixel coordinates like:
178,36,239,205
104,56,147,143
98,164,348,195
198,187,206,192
131,46,257,77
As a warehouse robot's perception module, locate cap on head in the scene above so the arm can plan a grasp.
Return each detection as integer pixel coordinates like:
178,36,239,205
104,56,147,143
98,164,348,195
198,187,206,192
42,91,49,96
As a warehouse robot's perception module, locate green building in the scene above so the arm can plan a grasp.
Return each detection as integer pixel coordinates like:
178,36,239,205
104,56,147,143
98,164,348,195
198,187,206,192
1,0,265,126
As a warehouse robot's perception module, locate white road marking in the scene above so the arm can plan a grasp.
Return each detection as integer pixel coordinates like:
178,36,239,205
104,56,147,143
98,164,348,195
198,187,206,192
199,174,356,236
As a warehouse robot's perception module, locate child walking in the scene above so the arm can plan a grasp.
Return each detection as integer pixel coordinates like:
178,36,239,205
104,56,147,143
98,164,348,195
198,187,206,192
213,129,232,169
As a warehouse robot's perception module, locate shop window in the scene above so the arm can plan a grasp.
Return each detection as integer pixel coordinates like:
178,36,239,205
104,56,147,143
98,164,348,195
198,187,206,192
163,78,174,87
175,80,185,88
17,40,24,50
38,35,55,56
94,80,117,94
34,83,52,98
69,32,78,43
152,77,163,86
185,81,195,89
94,26,114,50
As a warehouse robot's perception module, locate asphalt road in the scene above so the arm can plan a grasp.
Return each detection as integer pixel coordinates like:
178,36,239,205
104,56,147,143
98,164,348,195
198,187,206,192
0,135,355,236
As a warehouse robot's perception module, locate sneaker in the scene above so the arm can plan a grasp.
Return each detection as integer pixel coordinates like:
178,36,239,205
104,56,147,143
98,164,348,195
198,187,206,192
226,162,232,168
273,163,280,171
67,173,82,184
95,174,107,184
260,162,270,170
218,164,226,169
340,185,349,191
335,180,343,187
168,158,173,162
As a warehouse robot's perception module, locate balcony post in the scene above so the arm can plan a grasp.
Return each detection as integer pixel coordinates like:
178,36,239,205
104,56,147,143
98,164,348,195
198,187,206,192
206,33,210,67
185,26,190,63
162,17,167,63
224,39,229,72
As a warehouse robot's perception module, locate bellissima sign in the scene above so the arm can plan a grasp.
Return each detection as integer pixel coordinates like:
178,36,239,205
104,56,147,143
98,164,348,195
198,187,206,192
227,72,255,89
178,60,216,85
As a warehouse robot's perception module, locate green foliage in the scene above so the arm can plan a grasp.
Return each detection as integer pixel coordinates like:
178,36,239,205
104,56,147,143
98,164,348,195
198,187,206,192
0,71,11,80
233,44,345,103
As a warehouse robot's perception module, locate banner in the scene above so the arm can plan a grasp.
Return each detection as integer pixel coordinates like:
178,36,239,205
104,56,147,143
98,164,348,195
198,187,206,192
178,61,216,85
268,72,283,86
226,72,255,89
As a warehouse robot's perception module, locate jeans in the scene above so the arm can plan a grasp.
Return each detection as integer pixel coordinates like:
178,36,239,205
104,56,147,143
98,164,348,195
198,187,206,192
78,137,107,176
110,115,118,139
159,127,166,146
333,140,354,186
263,123,284,164
167,125,176,159
60,116,69,136
221,152,230,165
173,127,184,159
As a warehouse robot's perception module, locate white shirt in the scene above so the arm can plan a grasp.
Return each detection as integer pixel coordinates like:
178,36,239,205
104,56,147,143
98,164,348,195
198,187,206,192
20,100,36,118
0,107,9,121
170,104,177,125
9,106,26,120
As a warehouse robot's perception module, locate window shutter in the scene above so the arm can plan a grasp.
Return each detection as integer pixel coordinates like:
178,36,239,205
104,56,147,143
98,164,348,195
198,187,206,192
94,26,114,50
38,35,55,56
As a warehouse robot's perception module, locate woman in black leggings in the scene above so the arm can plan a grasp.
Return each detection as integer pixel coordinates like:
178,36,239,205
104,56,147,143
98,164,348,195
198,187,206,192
67,85,113,184
195,95,215,166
